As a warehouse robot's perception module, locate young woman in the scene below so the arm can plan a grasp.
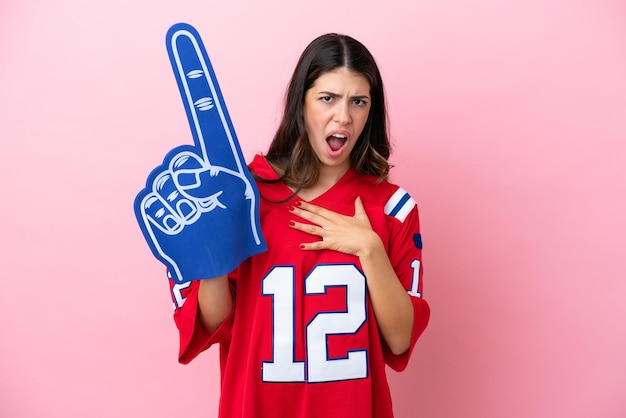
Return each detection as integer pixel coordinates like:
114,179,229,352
170,33,430,418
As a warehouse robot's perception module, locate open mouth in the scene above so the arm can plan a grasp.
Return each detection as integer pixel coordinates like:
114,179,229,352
327,133,347,152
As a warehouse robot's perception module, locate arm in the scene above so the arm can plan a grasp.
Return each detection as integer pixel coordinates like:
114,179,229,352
289,197,414,355
356,234,414,354
168,272,235,364
197,275,234,334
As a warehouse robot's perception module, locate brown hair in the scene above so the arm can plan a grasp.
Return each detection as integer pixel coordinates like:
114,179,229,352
257,33,391,194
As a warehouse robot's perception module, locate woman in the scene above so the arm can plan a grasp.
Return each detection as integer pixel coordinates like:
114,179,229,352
170,33,430,418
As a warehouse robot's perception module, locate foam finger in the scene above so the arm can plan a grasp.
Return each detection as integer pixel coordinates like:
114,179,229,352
166,23,245,175
152,171,200,227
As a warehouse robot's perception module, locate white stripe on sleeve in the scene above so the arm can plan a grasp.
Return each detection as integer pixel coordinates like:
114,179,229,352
384,188,416,223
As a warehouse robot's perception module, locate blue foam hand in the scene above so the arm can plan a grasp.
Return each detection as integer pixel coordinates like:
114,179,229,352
134,23,267,283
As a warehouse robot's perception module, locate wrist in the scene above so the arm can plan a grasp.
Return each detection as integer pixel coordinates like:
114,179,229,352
357,231,385,260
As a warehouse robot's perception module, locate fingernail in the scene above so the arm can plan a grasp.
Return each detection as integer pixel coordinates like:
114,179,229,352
288,206,294,212
289,220,295,226
294,201,302,206
299,244,305,249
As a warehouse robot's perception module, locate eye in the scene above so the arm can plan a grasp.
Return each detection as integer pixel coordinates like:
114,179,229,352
353,98,368,107
320,96,333,103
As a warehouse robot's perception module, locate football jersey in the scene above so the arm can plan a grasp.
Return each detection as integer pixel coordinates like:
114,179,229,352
168,154,430,418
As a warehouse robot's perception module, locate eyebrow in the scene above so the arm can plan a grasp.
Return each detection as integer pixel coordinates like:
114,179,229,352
317,91,370,100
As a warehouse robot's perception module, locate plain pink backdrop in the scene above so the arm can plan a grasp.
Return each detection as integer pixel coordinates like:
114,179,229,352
1,0,625,417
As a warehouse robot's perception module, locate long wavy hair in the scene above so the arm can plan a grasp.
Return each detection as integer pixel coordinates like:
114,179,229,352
256,33,391,194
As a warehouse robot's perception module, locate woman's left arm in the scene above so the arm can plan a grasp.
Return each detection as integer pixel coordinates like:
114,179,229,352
289,198,414,355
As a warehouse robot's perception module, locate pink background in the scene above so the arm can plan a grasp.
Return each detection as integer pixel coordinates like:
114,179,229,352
1,0,625,417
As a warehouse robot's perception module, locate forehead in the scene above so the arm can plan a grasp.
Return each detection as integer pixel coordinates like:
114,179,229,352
309,67,371,93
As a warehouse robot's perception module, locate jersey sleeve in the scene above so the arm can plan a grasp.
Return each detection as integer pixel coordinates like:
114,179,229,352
168,270,235,364
381,191,430,371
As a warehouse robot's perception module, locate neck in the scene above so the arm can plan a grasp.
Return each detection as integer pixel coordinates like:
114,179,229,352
318,163,350,187
295,164,350,201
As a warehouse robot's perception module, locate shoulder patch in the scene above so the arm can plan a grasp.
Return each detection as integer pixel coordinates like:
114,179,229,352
413,233,423,249
384,188,416,223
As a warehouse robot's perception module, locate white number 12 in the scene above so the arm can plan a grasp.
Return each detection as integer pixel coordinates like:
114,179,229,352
262,264,368,383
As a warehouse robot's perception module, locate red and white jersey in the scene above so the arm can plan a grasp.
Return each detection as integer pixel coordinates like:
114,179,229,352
169,155,430,418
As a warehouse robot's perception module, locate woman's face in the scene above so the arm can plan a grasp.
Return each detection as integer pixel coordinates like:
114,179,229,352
302,67,371,177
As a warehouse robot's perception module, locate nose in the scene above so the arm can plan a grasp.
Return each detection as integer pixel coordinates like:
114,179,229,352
334,101,352,125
